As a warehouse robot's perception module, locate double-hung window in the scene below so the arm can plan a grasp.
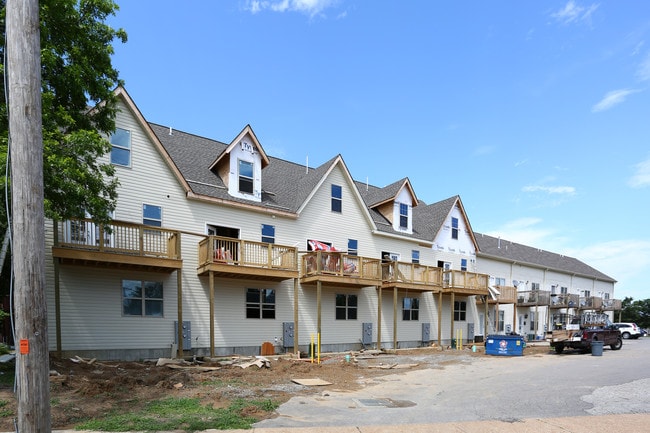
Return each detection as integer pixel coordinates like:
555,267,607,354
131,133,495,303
451,217,459,239
122,280,163,317
402,297,419,321
246,288,275,319
347,239,358,256
411,250,420,264
461,258,467,271
261,224,275,243
399,203,408,228
453,300,466,321
335,294,357,320
239,160,254,194
110,128,131,167
331,184,342,212
143,204,162,227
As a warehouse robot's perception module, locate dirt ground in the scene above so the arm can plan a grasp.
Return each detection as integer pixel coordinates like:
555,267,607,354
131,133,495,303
0,344,551,430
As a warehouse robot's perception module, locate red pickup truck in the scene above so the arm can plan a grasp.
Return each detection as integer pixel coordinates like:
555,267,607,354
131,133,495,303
549,313,622,354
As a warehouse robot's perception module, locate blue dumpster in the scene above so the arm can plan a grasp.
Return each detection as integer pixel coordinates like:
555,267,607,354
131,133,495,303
485,334,525,356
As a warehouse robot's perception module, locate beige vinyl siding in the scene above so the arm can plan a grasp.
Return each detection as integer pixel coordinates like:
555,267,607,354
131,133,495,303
54,267,178,350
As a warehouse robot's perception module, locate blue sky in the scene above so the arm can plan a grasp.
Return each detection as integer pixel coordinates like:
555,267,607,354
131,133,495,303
108,1,650,301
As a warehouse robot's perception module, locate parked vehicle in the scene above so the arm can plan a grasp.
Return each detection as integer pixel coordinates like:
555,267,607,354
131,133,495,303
612,322,642,339
549,313,622,354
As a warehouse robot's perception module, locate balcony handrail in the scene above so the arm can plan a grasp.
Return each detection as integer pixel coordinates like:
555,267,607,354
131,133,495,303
443,269,490,291
54,218,181,259
301,251,381,280
381,261,442,286
199,235,298,270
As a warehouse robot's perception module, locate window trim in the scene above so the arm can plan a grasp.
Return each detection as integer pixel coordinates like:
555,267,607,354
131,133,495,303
402,297,419,321
453,300,467,321
335,294,357,320
347,239,358,256
451,217,459,239
399,203,408,228
110,127,131,167
331,184,342,213
238,159,254,194
246,288,276,319
143,203,162,227
261,224,275,244
122,279,164,317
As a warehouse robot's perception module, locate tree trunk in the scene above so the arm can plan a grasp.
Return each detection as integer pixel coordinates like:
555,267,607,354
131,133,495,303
7,0,51,430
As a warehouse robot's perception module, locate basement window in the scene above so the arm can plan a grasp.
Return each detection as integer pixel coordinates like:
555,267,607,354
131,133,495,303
122,280,163,317
246,288,275,319
402,297,419,321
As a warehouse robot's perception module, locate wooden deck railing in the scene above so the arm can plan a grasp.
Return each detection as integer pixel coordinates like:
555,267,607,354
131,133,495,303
198,236,297,270
495,285,517,303
443,270,489,292
516,290,551,305
54,219,181,259
382,261,443,287
301,251,381,280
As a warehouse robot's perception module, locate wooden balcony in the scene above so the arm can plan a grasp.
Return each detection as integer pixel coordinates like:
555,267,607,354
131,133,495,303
477,285,517,305
52,219,182,272
549,293,580,309
381,261,442,292
300,251,381,287
579,296,603,310
197,236,298,281
601,298,622,311
441,270,490,296
516,290,551,306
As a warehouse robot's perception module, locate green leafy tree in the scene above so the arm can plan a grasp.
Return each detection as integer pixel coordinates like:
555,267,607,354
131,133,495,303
0,0,127,235
0,0,126,324
620,296,650,330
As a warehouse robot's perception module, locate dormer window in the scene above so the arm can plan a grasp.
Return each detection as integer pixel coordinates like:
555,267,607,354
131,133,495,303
399,203,408,228
238,160,254,194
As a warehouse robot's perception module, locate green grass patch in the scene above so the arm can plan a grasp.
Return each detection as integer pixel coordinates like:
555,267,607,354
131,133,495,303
0,399,13,417
75,396,278,432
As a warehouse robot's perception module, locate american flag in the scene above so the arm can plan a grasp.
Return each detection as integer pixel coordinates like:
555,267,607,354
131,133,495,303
308,239,336,251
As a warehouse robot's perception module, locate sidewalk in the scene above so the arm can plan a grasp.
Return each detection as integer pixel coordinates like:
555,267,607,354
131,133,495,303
43,413,650,433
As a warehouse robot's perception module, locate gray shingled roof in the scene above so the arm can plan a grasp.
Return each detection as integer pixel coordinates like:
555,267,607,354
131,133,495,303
150,123,335,213
151,122,471,244
148,122,613,283
475,232,616,282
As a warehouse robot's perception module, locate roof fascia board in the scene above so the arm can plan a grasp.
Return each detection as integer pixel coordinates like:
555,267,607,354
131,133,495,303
186,192,298,219
372,230,434,247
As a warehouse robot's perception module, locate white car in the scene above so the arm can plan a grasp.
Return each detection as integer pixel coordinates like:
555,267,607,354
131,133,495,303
613,322,642,339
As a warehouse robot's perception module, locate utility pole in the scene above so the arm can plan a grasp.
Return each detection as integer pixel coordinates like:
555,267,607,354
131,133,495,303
7,0,51,430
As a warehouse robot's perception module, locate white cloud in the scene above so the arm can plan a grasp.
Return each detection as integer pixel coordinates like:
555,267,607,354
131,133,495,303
628,157,650,188
522,185,576,195
246,0,338,17
551,1,599,25
636,52,650,81
487,217,557,248
564,239,650,300
592,88,638,112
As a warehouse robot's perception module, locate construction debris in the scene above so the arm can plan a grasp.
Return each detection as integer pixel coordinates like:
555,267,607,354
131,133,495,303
291,378,332,386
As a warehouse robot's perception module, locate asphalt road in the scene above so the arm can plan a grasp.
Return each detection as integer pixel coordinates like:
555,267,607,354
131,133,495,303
255,337,650,429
